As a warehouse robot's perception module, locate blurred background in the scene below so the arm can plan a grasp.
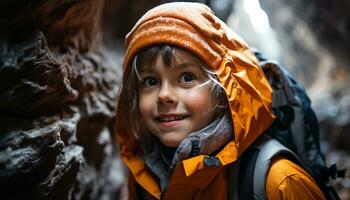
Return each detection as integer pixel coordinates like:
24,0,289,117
0,0,349,199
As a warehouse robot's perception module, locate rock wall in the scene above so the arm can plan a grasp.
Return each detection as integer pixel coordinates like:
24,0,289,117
0,0,124,199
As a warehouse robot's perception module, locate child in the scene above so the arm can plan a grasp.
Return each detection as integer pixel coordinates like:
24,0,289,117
115,2,326,199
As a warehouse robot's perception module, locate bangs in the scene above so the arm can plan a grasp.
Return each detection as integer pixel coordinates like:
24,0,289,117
135,45,176,74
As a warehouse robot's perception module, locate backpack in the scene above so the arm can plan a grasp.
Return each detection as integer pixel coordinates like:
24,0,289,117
230,49,346,200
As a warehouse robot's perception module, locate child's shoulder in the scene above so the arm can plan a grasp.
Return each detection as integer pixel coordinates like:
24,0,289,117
266,157,326,199
268,157,311,180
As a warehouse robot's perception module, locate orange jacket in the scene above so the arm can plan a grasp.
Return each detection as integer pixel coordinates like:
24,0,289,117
116,2,326,200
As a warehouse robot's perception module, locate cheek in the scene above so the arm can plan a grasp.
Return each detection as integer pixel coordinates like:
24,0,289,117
184,88,215,113
138,94,154,118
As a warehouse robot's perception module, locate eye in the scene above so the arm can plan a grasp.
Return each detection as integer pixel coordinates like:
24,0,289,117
142,77,158,87
180,72,196,83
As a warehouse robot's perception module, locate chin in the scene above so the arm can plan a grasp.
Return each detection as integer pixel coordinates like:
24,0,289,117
161,140,180,147
160,136,183,148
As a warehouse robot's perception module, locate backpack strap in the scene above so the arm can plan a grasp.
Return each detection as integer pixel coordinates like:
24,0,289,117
238,135,303,200
227,159,240,200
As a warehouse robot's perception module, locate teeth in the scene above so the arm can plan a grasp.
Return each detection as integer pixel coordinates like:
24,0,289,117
159,116,185,122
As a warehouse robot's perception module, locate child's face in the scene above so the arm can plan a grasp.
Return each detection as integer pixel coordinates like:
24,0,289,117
138,49,216,147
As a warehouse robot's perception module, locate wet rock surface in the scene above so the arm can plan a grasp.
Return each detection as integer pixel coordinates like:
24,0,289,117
0,0,124,199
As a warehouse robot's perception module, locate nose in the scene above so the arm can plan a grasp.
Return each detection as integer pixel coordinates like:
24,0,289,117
157,82,177,106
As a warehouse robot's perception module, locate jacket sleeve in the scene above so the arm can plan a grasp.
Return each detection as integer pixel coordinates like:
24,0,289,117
266,157,326,200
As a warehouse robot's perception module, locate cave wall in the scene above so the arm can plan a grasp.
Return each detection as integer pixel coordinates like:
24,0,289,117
0,0,124,199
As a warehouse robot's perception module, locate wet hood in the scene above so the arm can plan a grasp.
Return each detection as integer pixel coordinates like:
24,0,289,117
115,2,275,198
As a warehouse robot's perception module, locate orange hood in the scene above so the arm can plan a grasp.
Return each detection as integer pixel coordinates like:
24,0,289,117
116,2,275,198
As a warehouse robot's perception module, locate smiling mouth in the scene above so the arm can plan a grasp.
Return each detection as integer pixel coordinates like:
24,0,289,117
155,115,189,122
